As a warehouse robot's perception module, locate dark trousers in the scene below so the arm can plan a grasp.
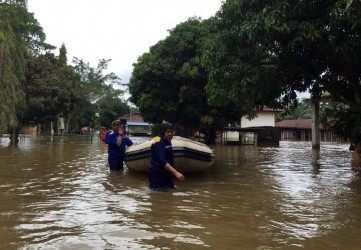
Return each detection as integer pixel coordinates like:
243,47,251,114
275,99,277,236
148,168,174,190
108,157,124,171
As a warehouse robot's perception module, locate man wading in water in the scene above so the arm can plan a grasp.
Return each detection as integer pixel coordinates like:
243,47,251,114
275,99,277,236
105,120,133,171
148,122,185,190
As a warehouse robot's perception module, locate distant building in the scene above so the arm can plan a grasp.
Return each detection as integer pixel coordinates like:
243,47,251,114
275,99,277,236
118,113,151,136
275,119,342,142
223,108,281,146
20,125,37,134
241,107,281,127
118,112,144,123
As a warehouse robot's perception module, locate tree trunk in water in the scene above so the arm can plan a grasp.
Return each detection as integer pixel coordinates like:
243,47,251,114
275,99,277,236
10,127,19,144
50,121,54,135
206,127,216,144
311,98,320,150
57,117,60,135
352,143,361,168
66,118,69,133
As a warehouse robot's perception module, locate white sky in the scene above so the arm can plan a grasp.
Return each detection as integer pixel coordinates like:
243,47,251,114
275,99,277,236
27,0,224,86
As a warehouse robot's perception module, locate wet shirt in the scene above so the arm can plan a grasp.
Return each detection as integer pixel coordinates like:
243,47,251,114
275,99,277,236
105,130,133,158
148,136,174,189
150,136,174,169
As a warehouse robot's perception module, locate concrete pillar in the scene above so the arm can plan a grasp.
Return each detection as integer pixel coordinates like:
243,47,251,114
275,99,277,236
311,98,320,150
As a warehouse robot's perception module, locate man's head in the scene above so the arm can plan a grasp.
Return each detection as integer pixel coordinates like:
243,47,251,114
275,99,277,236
112,120,122,129
159,122,174,141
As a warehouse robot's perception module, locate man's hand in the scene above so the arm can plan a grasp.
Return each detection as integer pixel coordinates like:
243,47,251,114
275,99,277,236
164,163,185,181
175,172,185,181
118,126,124,135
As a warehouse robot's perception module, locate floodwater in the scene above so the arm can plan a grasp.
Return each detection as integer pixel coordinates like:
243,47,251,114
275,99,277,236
1,135,361,250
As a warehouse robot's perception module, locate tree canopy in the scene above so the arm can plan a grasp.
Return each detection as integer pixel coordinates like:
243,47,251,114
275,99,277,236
96,90,130,127
129,18,209,123
23,52,76,123
205,0,335,111
129,17,240,133
1,1,130,136
72,57,121,104
205,0,361,141
276,99,311,121
2,0,361,145
0,0,51,133
66,57,127,130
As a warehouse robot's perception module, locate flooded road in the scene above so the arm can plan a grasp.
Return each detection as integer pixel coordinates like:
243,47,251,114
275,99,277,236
1,135,361,249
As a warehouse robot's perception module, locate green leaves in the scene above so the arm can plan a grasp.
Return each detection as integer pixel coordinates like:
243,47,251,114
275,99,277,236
0,2,26,132
0,1,130,134
129,18,212,125
204,0,361,141
23,53,74,122
72,57,121,103
0,0,56,133
96,89,130,127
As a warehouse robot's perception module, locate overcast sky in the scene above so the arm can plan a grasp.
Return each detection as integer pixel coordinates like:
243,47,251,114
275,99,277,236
28,0,224,85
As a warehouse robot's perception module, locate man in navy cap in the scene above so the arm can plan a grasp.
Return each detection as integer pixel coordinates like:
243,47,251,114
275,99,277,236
105,120,133,171
148,122,185,190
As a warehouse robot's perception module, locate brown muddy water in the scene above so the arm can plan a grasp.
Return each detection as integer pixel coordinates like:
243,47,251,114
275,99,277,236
1,135,361,250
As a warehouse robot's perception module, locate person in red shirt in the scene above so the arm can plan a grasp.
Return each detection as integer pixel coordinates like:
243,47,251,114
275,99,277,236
99,127,107,142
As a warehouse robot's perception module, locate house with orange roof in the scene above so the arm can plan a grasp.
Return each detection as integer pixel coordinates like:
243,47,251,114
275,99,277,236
275,119,343,142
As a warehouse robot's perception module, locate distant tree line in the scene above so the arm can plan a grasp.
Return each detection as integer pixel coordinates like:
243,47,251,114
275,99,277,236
129,0,361,146
0,0,130,142
2,0,361,148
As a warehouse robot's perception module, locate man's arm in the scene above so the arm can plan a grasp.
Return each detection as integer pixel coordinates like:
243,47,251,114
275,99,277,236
164,163,185,181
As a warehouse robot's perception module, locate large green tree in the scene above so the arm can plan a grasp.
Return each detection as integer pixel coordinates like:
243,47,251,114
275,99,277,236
205,0,334,113
206,0,361,144
277,99,311,121
321,0,361,145
0,1,27,133
23,52,76,124
68,58,125,130
72,58,120,103
0,0,53,138
57,43,67,67
130,18,208,123
96,90,130,128
129,17,239,138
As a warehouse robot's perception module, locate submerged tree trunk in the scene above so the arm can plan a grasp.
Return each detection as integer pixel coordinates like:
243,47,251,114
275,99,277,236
206,127,216,144
311,98,320,150
351,143,361,169
50,121,54,135
9,127,19,144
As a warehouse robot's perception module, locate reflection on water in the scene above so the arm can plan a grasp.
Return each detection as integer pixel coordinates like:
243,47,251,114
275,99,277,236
1,135,361,249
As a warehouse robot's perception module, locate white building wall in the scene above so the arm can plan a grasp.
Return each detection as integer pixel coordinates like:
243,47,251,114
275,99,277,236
241,112,275,128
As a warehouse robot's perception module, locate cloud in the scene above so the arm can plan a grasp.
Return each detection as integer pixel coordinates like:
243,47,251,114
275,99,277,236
28,0,224,84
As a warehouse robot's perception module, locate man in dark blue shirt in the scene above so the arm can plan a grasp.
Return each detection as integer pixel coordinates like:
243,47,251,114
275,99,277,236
105,120,133,171
148,122,185,190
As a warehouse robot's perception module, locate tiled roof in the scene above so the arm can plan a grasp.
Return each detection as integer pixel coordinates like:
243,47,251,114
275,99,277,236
253,107,283,112
275,119,323,129
118,112,144,123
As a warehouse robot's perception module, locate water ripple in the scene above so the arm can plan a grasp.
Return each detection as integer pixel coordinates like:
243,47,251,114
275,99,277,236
1,138,361,249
